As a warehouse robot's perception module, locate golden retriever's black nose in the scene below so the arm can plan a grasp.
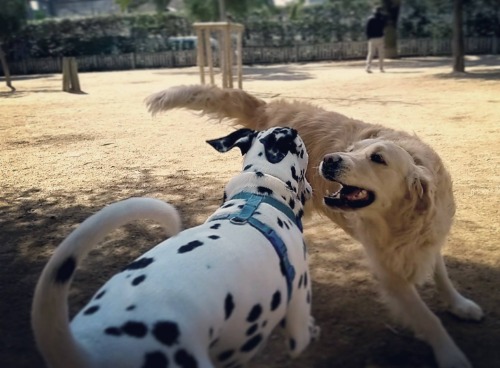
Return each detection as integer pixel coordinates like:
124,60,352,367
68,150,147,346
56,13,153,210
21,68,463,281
321,154,342,179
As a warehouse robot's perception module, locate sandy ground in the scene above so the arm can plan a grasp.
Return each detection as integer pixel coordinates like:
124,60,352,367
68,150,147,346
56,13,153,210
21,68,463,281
1,55,499,368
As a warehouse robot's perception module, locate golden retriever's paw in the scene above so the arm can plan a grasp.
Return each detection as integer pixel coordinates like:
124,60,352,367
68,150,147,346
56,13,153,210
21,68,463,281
435,342,472,368
449,297,484,321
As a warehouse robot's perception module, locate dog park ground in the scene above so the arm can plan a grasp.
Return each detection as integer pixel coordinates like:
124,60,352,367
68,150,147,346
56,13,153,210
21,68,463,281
1,55,499,368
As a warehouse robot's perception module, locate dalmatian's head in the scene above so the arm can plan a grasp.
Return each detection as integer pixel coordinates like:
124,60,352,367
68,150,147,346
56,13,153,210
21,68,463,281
207,127,312,209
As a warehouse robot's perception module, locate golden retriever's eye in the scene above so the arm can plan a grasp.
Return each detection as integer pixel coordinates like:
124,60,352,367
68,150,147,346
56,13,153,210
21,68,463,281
370,153,386,165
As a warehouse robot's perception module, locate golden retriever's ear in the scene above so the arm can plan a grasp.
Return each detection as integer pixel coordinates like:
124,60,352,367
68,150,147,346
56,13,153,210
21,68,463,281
408,166,435,212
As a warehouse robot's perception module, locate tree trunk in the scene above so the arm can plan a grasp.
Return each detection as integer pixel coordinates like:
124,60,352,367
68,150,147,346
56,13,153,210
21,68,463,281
452,0,465,72
382,0,401,58
0,44,15,92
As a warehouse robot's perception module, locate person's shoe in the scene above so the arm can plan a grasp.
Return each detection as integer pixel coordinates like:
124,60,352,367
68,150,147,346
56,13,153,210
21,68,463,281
380,68,385,73
366,68,372,73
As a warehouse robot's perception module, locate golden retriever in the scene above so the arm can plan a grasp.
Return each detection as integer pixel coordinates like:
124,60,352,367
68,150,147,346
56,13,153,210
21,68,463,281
145,84,483,368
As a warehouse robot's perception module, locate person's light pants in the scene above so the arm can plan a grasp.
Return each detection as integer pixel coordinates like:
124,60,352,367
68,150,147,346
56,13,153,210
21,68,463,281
366,37,385,70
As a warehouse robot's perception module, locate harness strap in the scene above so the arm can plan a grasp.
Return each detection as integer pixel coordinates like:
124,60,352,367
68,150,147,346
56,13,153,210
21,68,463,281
209,193,298,302
229,192,302,231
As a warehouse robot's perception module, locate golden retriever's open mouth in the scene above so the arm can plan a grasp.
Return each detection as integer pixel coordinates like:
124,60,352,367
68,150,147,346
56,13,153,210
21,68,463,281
324,183,376,210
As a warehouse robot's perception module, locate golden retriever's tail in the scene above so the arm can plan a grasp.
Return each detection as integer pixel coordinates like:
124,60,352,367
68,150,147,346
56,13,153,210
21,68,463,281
31,197,181,368
145,84,269,130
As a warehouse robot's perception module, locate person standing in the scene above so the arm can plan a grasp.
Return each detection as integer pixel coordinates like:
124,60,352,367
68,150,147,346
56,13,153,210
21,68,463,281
365,7,387,73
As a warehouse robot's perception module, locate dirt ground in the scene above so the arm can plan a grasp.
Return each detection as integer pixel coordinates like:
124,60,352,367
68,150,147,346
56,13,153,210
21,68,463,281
1,55,499,368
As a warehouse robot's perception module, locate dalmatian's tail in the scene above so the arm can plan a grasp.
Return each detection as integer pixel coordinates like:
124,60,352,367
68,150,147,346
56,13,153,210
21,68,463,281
145,84,270,130
31,197,181,368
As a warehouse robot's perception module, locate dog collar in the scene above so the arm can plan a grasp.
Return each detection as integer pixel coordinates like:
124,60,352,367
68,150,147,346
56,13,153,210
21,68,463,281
209,192,299,302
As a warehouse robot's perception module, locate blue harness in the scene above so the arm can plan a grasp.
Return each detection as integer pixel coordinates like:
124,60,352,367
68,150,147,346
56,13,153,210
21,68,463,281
209,192,301,302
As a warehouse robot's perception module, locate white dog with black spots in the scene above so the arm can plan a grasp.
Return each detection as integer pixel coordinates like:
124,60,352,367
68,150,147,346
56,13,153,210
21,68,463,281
32,127,319,368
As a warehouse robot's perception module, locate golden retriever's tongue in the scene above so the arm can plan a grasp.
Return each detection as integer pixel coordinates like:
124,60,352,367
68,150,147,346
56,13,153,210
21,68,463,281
343,186,368,201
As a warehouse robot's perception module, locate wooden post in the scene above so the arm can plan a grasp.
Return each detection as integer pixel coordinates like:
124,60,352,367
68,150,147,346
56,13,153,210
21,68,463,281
62,57,82,93
236,29,243,89
204,30,214,85
196,28,206,84
193,22,244,89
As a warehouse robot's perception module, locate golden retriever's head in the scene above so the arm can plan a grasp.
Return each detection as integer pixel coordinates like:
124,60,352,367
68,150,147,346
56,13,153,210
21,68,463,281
319,139,434,214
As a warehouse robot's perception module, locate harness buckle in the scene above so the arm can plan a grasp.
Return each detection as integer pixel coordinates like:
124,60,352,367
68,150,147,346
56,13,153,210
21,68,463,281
230,217,247,225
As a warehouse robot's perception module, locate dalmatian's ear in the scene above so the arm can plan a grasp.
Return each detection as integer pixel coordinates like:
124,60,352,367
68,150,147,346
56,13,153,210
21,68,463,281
206,128,257,155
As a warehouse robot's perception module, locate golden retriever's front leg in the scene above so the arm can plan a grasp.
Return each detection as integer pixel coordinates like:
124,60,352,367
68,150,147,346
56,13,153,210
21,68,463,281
378,269,472,368
434,254,484,321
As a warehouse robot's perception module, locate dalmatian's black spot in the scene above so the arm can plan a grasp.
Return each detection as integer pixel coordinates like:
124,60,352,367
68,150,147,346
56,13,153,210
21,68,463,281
255,211,261,215
174,349,198,368
300,193,306,204
208,235,220,240
259,127,299,163
142,351,169,368
123,257,154,271
237,205,244,209
122,321,148,338
225,293,235,320
153,321,180,346
257,186,273,196
298,274,304,289
271,290,281,311
132,274,146,286
209,327,213,338
307,291,311,304
289,338,296,351
243,164,253,171
291,166,299,182
298,209,305,219
240,334,263,353
258,152,263,157
54,256,76,283
300,149,304,159
178,240,204,254
222,203,235,209
210,223,221,230
247,304,262,323
304,272,308,287
94,290,106,300
277,218,284,228
126,305,136,311
209,338,219,348
255,171,264,177
286,181,293,191
246,323,258,336
262,320,268,328
223,192,227,202
280,318,286,328
104,327,122,336
83,305,99,315
217,350,235,362
284,221,290,230
303,241,307,259
288,198,295,209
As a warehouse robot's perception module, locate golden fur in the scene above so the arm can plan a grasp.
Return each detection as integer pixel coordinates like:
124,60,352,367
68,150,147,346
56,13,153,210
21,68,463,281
146,84,483,368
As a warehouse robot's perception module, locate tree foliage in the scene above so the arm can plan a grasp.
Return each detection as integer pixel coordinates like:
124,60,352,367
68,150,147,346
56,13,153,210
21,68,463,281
183,0,273,21
1,0,499,63
0,0,27,40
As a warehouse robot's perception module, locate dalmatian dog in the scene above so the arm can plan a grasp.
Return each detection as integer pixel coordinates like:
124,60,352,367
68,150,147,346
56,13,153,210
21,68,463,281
32,127,319,368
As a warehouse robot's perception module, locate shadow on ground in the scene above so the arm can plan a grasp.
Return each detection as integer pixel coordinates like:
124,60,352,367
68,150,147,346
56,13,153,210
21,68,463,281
1,175,498,367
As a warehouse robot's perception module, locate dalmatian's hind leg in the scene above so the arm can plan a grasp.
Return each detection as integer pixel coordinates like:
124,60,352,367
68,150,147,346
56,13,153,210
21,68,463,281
283,273,320,358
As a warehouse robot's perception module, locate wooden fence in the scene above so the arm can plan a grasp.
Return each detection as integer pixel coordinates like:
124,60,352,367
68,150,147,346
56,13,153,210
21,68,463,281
2,37,498,76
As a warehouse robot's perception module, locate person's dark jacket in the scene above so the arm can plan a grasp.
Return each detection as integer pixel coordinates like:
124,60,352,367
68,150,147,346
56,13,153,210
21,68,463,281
366,12,387,39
